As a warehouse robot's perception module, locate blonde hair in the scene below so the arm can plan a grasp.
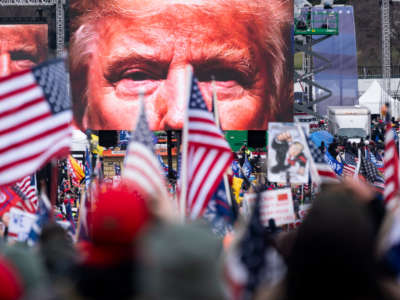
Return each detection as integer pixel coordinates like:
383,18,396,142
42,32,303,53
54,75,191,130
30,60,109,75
291,141,304,152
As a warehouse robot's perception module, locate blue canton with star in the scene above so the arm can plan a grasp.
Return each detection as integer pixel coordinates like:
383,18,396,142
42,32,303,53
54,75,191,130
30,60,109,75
32,59,70,115
305,135,325,163
189,77,208,111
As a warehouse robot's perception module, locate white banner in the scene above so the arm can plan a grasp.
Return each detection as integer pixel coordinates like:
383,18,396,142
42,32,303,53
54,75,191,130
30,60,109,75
8,208,37,242
244,188,296,226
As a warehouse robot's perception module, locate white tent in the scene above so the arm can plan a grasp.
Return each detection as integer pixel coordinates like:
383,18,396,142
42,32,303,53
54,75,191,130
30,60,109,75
71,129,89,152
358,80,399,118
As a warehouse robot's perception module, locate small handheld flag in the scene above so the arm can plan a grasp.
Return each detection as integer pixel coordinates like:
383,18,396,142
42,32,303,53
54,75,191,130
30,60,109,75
0,59,72,187
180,75,232,220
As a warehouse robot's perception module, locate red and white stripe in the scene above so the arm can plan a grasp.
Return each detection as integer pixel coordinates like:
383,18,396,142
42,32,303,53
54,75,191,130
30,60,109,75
124,142,168,201
384,124,400,208
314,162,340,182
185,103,232,219
342,164,356,177
0,69,72,186
14,176,38,213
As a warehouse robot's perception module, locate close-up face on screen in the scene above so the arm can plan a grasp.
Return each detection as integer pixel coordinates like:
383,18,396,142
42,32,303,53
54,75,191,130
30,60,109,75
69,0,293,131
0,24,48,76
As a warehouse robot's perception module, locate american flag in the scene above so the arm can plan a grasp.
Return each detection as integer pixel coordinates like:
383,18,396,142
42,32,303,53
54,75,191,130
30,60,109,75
304,134,339,183
12,175,38,213
203,179,234,237
0,59,72,187
183,76,232,219
225,193,285,300
342,152,357,177
384,123,400,207
360,154,382,184
122,96,169,202
0,186,23,217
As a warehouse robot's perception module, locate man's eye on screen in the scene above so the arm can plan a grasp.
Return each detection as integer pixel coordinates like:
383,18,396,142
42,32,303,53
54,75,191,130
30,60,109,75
110,69,164,96
121,70,162,81
10,50,38,68
196,68,252,88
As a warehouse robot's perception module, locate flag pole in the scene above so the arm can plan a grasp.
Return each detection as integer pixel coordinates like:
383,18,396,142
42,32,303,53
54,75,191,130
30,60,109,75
211,77,220,129
179,66,193,222
355,148,362,178
212,77,233,206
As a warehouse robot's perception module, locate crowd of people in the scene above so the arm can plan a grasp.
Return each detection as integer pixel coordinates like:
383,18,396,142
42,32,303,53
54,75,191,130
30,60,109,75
0,113,399,300
0,174,399,300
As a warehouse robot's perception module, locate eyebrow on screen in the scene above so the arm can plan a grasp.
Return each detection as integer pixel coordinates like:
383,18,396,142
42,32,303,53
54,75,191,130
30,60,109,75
104,53,170,82
104,46,256,82
9,45,43,62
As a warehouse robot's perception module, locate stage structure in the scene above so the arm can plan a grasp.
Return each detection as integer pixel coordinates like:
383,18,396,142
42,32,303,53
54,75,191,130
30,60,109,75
294,6,339,119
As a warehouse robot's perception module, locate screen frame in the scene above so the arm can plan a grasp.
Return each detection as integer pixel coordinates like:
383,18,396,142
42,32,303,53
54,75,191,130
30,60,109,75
0,0,65,58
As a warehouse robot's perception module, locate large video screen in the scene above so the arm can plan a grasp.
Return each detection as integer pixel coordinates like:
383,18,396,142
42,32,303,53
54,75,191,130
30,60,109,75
69,0,293,130
0,24,48,75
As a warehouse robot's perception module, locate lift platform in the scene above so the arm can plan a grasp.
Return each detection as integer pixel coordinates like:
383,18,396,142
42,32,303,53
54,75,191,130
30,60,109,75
295,9,339,35
294,7,340,119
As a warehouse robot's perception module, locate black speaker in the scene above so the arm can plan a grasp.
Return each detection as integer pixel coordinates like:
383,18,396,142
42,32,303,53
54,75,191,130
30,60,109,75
99,130,119,148
247,130,266,149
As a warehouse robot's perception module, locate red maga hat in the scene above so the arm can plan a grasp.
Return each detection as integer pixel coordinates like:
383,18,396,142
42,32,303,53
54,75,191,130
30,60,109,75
90,184,150,245
0,256,23,300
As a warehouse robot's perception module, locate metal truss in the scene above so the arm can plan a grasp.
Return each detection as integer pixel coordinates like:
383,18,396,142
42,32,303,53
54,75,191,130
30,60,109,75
294,35,333,119
381,0,392,113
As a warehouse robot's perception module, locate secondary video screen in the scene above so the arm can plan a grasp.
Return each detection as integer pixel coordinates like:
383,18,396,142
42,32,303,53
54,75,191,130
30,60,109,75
0,24,48,75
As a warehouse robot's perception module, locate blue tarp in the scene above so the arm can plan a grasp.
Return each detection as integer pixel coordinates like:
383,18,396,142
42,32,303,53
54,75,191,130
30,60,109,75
310,130,334,147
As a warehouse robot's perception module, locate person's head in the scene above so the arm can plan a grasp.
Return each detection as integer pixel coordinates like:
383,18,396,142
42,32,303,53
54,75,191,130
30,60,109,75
138,223,224,300
69,0,293,130
286,184,383,300
288,142,303,157
0,25,48,76
0,255,23,300
75,184,150,300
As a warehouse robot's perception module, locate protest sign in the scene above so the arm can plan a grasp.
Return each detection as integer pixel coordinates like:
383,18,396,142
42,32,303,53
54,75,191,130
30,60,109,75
243,188,296,226
268,123,309,184
8,208,37,241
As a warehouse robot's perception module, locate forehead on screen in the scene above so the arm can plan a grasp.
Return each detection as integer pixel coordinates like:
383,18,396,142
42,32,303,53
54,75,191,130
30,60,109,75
74,0,285,18
0,24,47,43
0,24,47,32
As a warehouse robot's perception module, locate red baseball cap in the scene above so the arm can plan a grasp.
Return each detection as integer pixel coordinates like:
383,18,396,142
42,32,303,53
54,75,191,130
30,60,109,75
90,184,150,245
83,184,150,266
0,256,23,300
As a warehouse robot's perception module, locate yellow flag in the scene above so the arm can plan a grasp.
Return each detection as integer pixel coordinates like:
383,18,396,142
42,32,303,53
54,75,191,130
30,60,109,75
232,177,244,204
91,134,104,155
68,155,85,183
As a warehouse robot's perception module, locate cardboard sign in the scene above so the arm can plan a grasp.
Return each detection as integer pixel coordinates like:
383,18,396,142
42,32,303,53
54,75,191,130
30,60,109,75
268,122,309,184
8,208,37,242
260,188,296,226
244,188,296,226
